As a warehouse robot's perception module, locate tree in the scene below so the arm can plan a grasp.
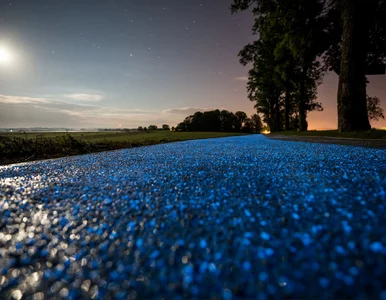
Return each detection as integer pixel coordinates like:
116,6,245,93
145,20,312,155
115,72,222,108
367,96,385,121
251,114,263,133
220,110,237,132
162,124,170,131
148,125,158,130
231,0,325,132
324,0,385,131
203,110,222,132
138,126,143,131
336,0,372,131
242,118,255,133
175,110,247,132
234,111,248,132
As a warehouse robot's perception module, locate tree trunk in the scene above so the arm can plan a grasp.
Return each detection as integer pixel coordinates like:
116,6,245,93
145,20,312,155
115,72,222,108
337,0,371,132
274,96,282,132
284,86,290,131
298,69,308,132
269,99,276,132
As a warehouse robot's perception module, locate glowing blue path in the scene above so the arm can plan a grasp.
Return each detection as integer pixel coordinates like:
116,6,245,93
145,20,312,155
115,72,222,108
1,135,386,299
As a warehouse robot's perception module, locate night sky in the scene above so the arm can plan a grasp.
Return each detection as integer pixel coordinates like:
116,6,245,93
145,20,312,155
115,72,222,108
0,0,385,129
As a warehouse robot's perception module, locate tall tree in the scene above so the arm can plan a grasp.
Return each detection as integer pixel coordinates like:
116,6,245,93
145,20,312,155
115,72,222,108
251,114,263,133
238,23,284,132
337,0,371,131
325,0,385,131
232,0,325,132
271,0,326,131
234,111,248,132
220,110,236,132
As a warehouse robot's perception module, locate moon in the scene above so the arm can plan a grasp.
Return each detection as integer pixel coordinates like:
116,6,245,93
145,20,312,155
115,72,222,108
0,46,14,65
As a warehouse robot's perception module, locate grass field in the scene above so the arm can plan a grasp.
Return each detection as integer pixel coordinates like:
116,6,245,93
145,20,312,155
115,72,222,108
269,129,386,139
0,131,247,165
1,130,246,142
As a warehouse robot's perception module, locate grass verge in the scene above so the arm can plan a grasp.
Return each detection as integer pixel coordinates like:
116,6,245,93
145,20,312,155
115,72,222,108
269,129,386,139
0,131,247,165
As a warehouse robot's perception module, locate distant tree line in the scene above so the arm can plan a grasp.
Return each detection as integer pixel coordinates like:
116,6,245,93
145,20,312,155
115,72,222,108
231,0,385,132
176,110,263,133
138,124,171,131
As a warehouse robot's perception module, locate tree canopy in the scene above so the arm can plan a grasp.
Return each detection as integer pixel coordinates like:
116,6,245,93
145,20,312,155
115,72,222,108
232,0,326,132
176,110,262,133
232,0,385,132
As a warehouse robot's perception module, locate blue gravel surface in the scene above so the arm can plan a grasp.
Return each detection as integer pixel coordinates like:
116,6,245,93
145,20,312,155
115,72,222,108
1,135,386,299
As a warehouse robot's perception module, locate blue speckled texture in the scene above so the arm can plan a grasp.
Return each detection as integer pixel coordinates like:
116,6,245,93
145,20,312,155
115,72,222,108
1,135,386,299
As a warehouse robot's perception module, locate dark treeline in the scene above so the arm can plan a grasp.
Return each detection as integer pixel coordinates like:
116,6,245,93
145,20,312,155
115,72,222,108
231,0,385,132
176,110,263,133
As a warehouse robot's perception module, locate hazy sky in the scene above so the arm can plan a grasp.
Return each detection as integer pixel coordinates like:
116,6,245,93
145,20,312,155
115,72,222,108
0,0,385,129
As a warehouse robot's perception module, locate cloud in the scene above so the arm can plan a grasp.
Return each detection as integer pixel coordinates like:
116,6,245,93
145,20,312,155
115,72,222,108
64,93,104,102
0,94,51,104
0,94,233,128
234,76,248,81
0,93,157,128
163,107,212,115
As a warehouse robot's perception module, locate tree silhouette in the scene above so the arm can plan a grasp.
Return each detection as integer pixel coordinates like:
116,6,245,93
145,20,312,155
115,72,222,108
324,0,385,131
251,114,263,133
232,0,385,132
231,0,325,132
176,110,250,132
367,96,385,121
234,111,248,132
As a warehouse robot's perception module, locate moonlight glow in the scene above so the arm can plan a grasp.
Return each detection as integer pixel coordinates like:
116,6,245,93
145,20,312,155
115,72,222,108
0,46,14,65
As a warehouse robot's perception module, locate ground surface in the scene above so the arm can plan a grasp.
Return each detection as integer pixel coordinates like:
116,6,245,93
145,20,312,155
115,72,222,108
270,129,386,139
268,134,386,148
1,135,386,299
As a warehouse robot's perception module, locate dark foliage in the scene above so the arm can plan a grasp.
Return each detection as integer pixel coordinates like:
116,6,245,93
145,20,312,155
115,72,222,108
232,0,385,132
231,0,325,132
148,125,158,131
367,95,385,121
176,110,260,133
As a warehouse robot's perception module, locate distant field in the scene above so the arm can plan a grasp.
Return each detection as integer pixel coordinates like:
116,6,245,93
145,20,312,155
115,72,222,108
0,131,247,165
0,131,247,142
270,129,386,139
